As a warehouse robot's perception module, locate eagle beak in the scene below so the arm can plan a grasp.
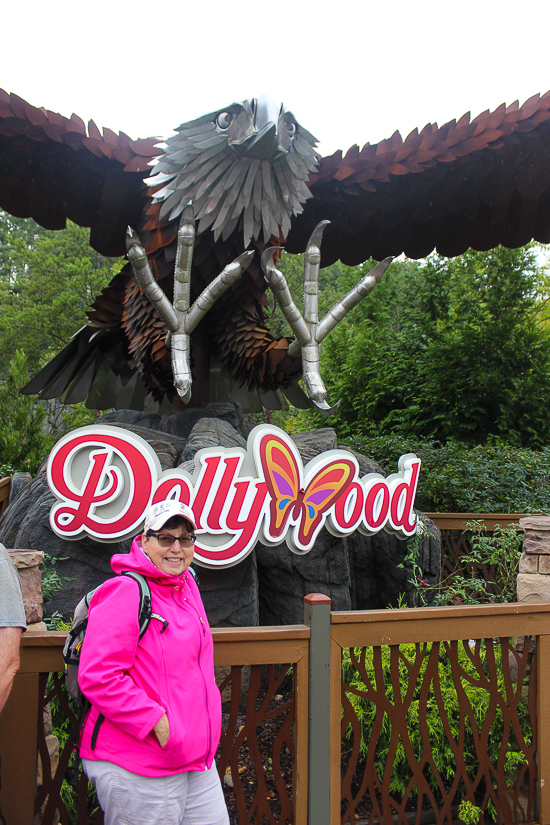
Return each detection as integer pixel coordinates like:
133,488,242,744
230,94,286,160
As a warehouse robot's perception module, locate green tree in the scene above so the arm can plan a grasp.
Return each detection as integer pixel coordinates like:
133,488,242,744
0,350,54,473
314,245,550,447
0,212,123,373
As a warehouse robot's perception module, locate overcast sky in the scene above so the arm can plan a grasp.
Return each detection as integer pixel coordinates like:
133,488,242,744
2,1,550,157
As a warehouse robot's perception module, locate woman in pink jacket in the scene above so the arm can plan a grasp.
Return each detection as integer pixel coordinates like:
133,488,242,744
78,499,229,825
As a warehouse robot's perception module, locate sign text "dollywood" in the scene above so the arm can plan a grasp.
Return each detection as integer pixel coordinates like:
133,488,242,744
47,425,421,568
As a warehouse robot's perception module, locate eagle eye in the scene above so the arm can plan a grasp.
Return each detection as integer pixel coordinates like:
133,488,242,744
286,121,297,137
216,112,233,130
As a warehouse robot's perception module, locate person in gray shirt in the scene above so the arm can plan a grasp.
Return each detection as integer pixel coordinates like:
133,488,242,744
0,543,26,823
0,543,26,713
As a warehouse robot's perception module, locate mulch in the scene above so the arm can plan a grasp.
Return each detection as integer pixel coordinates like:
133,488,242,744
219,687,294,825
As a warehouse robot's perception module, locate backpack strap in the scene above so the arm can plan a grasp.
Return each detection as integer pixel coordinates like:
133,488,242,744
119,571,152,639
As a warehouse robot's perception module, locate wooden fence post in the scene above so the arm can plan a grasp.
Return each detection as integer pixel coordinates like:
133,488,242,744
0,670,40,824
304,594,332,825
538,634,550,824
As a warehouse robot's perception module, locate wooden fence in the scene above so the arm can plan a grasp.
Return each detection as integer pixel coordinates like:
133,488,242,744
2,597,550,825
330,600,547,825
0,624,310,825
0,476,10,516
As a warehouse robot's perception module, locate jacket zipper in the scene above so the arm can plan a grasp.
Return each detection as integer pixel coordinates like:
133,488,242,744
182,593,211,765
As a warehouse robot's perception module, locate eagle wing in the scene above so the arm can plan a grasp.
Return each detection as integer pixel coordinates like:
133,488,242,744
0,89,161,256
5,88,550,412
0,91,299,411
287,91,550,265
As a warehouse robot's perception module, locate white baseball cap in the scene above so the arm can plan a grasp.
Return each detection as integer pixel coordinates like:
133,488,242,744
143,500,197,533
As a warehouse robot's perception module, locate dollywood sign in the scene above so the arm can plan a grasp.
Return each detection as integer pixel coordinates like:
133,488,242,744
47,425,421,569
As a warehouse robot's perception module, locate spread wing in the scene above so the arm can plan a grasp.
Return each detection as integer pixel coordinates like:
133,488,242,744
0,89,161,256
286,91,550,265
0,89,168,409
0,90,303,411
7,87,550,412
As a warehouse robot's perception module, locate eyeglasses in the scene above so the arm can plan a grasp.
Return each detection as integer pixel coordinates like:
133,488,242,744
151,533,196,549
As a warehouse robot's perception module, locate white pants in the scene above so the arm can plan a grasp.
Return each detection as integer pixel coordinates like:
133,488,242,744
82,759,229,825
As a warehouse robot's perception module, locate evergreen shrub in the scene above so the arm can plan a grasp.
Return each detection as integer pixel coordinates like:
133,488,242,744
345,434,550,513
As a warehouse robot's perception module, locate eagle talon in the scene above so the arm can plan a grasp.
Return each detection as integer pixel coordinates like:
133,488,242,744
261,221,392,416
128,205,251,403
313,398,341,416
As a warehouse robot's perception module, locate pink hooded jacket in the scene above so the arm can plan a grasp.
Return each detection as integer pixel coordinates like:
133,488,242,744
78,538,221,777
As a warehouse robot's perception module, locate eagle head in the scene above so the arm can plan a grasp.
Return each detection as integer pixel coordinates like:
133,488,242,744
146,95,318,248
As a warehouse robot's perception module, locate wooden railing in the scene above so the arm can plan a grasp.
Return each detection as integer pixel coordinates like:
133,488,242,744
329,601,550,825
0,625,310,825
425,512,525,530
0,476,10,516
424,513,526,601
6,600,550,825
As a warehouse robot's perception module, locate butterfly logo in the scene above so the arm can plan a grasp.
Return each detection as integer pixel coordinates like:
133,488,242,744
258,433,356,550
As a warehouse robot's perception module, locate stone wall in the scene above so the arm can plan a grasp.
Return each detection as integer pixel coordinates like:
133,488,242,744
8,549,45,630
516,517,550,602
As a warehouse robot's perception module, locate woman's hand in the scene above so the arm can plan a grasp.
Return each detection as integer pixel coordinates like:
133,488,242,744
153,713,170,747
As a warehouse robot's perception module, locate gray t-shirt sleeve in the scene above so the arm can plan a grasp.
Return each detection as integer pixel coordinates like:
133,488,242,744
0,544,27,630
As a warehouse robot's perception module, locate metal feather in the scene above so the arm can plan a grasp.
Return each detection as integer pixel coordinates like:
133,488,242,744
147,97,319,248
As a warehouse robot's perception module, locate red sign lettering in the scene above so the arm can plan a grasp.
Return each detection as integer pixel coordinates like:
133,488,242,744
47,424,421,566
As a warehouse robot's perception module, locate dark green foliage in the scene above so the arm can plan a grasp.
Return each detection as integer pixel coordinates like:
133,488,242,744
0,213,117,471
0,211,122,372
342,640,531,813
41,554,67,606
345,433,550,513
297,245,550,448
0,350,54,473
430,521,523,606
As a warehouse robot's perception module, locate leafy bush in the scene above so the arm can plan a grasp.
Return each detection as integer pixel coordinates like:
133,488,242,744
342,640,531,813
343,433,550,513
0,350,54,473
310,246,550,448
41,554,67,604
432,522,523,606
48,674,100,823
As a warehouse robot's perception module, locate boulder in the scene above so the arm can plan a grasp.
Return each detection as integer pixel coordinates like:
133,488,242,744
0,415,257,625
256,528,351,625
106,423,185,469
289,428,337,463
346,515,440,611
8,472,32,507
337,445,385,477
159,403,245,439
99,410,163,430
196,554,258,627
180,418,246,463
257,513,441,624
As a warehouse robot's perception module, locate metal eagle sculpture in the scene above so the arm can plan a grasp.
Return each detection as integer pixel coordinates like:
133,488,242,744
1,89,550,413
